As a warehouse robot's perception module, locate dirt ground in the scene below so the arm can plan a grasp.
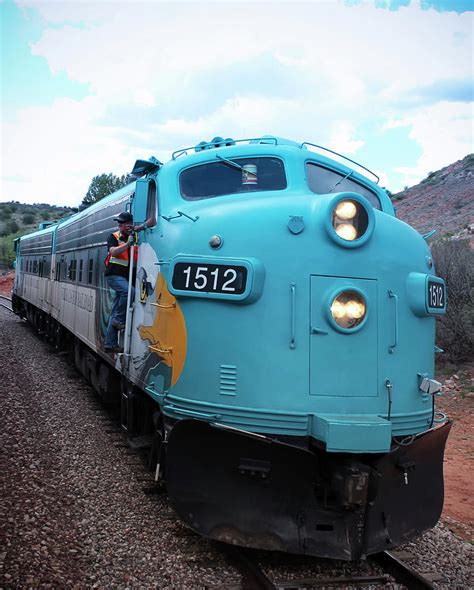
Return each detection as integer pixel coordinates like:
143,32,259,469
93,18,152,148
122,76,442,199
1,270,472,543
436,363,474,543
0,270,14,296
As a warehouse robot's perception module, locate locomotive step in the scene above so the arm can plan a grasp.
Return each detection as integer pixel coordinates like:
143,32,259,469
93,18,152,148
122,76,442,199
127,435,153,450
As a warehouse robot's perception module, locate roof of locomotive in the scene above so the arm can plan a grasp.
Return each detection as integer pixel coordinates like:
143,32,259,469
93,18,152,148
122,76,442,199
22,136,389,238
55,182,136,230
162,135,389,205
18,221,57,242
169,135,380,185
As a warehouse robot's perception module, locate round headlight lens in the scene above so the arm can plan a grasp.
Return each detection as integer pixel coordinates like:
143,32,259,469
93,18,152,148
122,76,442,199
330,291,366,329
335,200,357,220
332,199,368,241
335,223,357,241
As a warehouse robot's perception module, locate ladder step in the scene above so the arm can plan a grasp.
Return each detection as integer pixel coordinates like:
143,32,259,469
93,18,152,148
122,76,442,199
127,435,153,450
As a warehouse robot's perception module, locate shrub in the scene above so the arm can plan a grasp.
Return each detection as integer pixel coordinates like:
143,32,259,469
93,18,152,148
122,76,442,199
22,213,35,225
8,220,19,234
431,239,474,363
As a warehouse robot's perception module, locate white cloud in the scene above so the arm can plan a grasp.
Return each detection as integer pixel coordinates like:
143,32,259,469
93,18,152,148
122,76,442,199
389,101,473,187
3,97,136,205
328,121,365,154
4,0,473,204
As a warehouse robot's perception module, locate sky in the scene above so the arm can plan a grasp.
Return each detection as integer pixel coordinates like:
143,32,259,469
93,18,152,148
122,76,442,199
1,0,473,207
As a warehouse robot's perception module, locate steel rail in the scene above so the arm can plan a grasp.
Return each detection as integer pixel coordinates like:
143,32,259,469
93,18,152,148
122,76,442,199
0,294,13,312
221,545,277,590
371,550,435,589
219,545,403,590
273,574,391,588
220,543,438,589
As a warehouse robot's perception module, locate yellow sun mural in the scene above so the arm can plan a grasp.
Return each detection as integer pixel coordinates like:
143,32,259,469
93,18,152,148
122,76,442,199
138,273,187,386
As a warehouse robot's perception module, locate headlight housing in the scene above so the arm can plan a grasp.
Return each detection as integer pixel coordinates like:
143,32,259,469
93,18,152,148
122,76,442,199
333,199,368,241
330,290,367,330
326,193,375,248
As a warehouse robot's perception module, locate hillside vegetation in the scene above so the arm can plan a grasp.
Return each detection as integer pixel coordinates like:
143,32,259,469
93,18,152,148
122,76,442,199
393,155,473,364
393,154,474,240
0,202,73,268
0,172,128,269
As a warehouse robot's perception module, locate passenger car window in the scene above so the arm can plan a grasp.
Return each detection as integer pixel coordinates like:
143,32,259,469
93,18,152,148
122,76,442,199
88,259,94,284
180,157,287,200
306,163,380,210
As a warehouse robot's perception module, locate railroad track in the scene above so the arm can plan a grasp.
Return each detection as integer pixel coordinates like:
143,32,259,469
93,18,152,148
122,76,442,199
0,294,13,313
221,545,437,589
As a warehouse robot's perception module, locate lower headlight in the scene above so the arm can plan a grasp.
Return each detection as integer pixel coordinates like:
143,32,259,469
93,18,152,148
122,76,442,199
335,223,357,241
330,291,366,329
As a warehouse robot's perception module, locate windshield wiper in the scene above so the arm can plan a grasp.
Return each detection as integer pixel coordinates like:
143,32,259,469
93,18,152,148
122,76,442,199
328,170,353,193
216,154,245,172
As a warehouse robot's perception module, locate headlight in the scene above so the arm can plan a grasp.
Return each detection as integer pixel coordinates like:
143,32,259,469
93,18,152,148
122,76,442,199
332,199,368,241
335,200,357,220
330,291,366,329
335,223,357,241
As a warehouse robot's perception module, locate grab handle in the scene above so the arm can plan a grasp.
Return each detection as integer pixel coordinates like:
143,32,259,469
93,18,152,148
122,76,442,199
388,290,398,354
290,283,296,349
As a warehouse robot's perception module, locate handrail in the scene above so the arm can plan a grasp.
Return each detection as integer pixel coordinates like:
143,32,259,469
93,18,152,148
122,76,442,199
301,142,380,183
388,290,399,354
123,243,137,370
289,283,296,349
171,136,381,185
172,136,278,159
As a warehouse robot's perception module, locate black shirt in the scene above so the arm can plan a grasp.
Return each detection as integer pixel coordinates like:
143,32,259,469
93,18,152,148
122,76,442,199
105,232,130,279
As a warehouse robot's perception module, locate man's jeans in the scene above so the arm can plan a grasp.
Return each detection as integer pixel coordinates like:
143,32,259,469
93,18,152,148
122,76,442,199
104,275,135,348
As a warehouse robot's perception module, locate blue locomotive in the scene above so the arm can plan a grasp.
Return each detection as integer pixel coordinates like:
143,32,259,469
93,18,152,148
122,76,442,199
12,135,451,560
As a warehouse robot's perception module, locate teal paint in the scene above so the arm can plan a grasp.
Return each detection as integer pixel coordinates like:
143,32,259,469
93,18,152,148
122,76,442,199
13,135,446,454
128,138,443,452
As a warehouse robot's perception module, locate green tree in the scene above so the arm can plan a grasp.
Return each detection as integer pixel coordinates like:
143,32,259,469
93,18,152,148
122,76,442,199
82,173,131,206
41,210,51,220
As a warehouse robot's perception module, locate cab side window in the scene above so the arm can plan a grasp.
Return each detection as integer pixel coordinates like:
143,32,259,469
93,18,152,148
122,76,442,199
306,163,381,210
146,180,157,227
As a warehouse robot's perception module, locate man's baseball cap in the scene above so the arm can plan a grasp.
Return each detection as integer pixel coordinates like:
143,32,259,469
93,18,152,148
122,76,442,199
114,212,133,223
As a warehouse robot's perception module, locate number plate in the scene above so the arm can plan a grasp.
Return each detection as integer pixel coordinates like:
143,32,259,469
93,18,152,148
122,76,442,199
427,280,445,309
172,262,248,295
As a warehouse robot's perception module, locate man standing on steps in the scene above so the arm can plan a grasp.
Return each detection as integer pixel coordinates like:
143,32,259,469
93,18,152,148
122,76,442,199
103,212,148,354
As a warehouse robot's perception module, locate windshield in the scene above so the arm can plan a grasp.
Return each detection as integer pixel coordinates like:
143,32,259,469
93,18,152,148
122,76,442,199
180,157,287,200
306,162,381,209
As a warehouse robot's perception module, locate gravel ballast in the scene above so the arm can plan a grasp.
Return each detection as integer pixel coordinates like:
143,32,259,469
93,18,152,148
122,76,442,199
1,308,472,588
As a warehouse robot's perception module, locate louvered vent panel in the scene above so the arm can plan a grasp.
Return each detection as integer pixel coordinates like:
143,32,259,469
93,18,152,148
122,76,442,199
220,364,237,396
